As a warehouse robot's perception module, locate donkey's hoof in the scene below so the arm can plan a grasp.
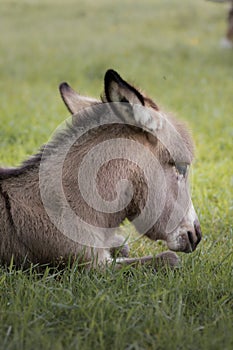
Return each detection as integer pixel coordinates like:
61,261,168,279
120,244,130,257
110,243,130,258
154,251,180,269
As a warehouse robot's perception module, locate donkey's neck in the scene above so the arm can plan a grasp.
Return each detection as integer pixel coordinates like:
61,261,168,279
59,130,148,229
0,122,149,230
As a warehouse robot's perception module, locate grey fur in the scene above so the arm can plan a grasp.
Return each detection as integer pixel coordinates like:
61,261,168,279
0,70,201,269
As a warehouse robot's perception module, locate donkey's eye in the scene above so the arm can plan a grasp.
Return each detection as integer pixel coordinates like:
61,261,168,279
175,163,188,177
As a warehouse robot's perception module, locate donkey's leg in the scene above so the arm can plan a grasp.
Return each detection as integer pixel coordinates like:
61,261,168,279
109,251,180,271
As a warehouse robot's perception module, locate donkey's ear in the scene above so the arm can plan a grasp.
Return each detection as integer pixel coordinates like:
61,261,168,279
59,82,98,114
104,70,145,106
104,70,163,133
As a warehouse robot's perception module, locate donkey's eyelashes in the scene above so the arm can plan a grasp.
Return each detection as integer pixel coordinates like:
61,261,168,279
169,160,189,178
175,163,188,177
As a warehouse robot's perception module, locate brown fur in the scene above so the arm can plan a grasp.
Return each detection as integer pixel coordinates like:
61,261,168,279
0,70,201,269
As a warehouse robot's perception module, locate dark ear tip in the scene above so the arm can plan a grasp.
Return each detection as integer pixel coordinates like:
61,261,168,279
105,69,115,73
59,82,70,93
105,69,117,76
104,69,121,84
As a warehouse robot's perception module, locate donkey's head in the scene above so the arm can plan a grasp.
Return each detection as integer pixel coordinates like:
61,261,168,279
59,69,202,253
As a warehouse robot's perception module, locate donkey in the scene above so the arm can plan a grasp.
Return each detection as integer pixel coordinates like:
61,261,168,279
225,1,233,47
0,69,201,270
209,0,233,48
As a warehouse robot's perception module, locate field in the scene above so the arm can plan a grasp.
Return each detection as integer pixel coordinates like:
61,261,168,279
0,0,233,349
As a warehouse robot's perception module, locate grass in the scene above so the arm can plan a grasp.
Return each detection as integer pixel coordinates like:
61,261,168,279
0,0,233,349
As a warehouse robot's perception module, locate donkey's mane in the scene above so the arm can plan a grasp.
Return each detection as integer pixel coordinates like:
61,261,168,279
0,151,43,180
0,103,105,180
0,101,193,180
0,124,78,180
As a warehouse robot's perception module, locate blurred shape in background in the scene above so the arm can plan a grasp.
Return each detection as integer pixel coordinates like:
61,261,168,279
208,0,233,48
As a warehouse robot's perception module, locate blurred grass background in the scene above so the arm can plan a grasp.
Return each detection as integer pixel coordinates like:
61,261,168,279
0,0,232,349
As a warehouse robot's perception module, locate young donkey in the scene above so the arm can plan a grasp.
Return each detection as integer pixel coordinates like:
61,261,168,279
0,70,201,269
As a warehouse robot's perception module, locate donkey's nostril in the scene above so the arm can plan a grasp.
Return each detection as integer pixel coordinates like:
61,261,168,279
186,221,202,252
187,231,194,249
194,219,202,244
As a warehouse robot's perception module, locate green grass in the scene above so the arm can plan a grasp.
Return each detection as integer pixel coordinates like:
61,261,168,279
0,0,232,349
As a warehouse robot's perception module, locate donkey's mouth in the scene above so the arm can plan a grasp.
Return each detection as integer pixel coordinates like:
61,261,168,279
178,233,195,253
167,228,202,253
181,230,200,253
